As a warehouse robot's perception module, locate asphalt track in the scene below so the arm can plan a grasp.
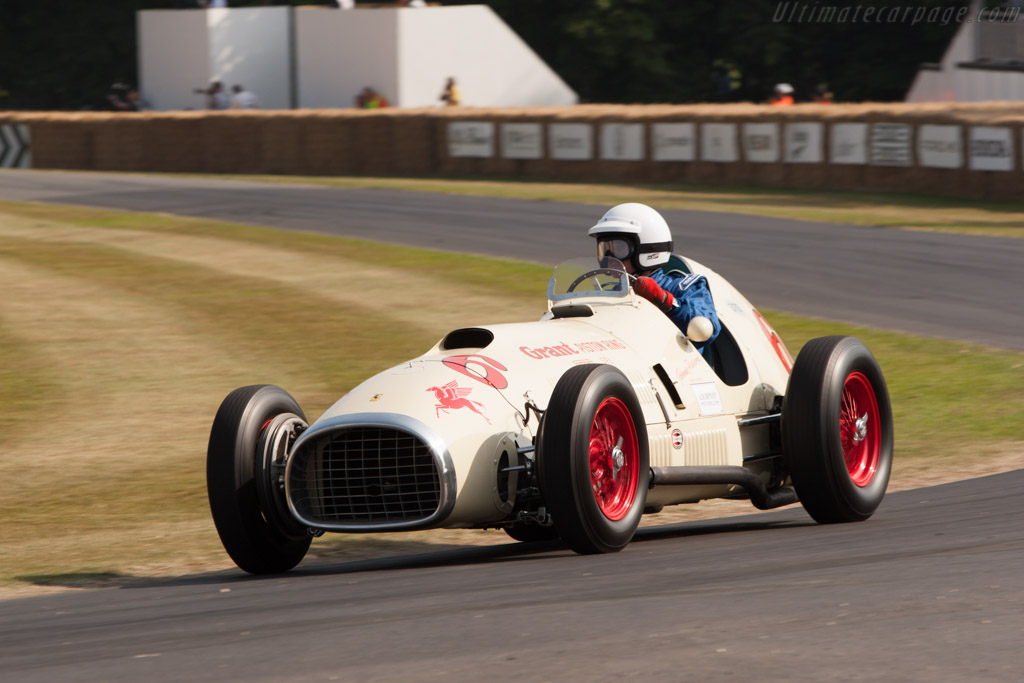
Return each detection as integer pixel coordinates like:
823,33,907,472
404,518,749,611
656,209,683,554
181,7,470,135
0,169,1022,350
1,170,1022,680
2,472,1022,681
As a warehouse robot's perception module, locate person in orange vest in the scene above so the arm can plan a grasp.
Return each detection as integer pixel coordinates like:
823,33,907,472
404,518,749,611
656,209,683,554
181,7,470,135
770,83,795,106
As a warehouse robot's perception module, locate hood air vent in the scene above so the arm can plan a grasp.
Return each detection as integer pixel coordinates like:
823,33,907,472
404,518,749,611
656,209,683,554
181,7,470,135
440,327,494,350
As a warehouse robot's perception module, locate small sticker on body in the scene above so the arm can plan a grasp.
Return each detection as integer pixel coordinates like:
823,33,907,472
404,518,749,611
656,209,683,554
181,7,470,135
691,382,724,416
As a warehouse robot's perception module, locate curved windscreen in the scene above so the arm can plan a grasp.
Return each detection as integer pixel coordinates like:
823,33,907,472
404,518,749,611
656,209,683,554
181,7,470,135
547,257,631,303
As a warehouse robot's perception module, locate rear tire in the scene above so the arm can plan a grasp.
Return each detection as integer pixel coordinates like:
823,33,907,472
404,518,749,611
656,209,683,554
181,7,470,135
537,364,649,554
782,336,893,523
207,385,312,574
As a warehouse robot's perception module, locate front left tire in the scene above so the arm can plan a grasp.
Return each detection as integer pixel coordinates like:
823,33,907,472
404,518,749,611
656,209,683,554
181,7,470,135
537,364,649,554
207,384,312,574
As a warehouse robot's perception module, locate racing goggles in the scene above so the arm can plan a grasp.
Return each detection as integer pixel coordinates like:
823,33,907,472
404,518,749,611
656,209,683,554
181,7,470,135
596,237,636,262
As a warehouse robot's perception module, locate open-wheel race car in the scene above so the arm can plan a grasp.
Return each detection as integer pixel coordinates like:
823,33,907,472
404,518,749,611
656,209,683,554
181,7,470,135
207,255,894,574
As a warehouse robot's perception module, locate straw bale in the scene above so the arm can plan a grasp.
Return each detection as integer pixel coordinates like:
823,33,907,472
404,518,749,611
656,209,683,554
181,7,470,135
297,113,355,175
201,114,263,173
349,114,394,175
25,120,95,170
9,107,1024,201
391,114,434,175
93,118,149,171
259,116,303,174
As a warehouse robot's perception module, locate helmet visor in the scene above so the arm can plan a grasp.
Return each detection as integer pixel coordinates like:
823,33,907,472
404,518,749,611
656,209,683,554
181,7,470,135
596,238,634,262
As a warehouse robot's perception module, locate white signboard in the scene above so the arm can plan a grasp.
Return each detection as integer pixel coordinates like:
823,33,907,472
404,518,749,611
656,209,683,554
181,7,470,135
600,123,644,161
448,121,494,158
784,122,824,163
549,123,593,160
830,123,868,165
870,123,912,166
701,123,739,163
501,123,543,159
652,123,696,161
917,125,963,169
691,382,723,416
742,123,780,163
969,126,1014,171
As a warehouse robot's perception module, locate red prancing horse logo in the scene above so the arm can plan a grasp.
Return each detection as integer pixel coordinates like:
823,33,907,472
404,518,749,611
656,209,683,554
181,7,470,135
427,381,491,425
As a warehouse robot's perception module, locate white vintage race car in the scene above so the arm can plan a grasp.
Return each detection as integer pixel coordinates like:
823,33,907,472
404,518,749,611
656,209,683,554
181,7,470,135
207,255,893,574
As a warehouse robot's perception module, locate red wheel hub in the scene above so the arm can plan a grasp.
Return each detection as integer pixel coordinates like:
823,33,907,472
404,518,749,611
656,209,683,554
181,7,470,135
588,397,639,520
840,371,880,487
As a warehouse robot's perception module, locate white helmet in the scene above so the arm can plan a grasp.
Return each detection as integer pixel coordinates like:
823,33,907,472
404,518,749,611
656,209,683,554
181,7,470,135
588,203,673,271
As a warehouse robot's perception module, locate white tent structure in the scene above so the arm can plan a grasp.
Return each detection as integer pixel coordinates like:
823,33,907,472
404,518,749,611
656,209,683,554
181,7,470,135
906,1,1024,102
137,5,577,111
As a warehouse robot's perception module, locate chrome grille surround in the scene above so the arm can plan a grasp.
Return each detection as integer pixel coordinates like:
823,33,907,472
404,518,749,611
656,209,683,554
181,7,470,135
285,413,456,532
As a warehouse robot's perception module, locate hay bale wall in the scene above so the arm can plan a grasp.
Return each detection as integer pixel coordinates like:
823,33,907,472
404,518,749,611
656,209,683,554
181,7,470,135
3,103,1024,200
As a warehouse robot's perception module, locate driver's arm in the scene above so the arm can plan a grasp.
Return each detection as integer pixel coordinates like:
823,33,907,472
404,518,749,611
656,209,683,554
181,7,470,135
651,272,722,350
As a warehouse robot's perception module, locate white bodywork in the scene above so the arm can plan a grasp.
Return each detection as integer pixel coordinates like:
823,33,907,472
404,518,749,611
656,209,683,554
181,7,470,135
284,256,795,530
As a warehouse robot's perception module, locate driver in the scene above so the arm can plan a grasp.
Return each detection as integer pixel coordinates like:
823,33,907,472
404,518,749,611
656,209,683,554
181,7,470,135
589,203,720,356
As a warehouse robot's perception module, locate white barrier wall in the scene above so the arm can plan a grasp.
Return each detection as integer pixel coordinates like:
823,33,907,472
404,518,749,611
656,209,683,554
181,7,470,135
139,5,577,110
138,8,291,110
907,14,1024,102
295,8,399,109
396,5,577,108
138,11,210,111
208,8,292,110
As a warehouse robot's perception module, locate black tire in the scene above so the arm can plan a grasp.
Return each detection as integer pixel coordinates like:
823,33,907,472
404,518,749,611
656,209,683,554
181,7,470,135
502,523,561,543
207,385,312,574
537,364,649,554
782,336,894,524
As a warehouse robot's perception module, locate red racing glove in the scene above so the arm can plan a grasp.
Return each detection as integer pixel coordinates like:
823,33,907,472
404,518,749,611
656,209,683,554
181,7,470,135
633,276,675,312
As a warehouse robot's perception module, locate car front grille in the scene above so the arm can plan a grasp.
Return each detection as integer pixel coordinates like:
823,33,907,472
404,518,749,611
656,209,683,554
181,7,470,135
288,426,442,528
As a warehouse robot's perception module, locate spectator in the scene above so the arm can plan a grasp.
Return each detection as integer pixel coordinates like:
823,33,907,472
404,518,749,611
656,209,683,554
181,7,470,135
355,86,388,109
107,82,149,112
401,0,427,6
107,82,132,111
194,81,229,110
769,83,795,106
124,89,150,111
333,0,355,8
439,77,460,106
207,0,228,7
231,84,260,109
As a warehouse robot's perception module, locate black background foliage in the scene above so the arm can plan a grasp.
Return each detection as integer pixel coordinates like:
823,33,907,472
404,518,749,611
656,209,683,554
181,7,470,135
0,0,966,110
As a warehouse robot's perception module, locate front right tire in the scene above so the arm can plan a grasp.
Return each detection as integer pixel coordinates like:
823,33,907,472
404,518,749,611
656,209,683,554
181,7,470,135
782,336,894,523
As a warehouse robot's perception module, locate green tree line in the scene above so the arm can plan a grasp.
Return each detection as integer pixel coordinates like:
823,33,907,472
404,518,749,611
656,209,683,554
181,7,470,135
0,0,967,110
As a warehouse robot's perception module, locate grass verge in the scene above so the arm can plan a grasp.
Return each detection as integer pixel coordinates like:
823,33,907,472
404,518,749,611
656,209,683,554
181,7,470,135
0,200,1020,596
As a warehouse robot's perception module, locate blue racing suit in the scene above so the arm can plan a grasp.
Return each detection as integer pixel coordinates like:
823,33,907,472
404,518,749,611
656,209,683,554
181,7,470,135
648,269,721,356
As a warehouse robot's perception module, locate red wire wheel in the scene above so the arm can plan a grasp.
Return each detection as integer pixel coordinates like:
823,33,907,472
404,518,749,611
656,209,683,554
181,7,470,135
537,364,649,554
840,371,881,487
588,397,639,521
